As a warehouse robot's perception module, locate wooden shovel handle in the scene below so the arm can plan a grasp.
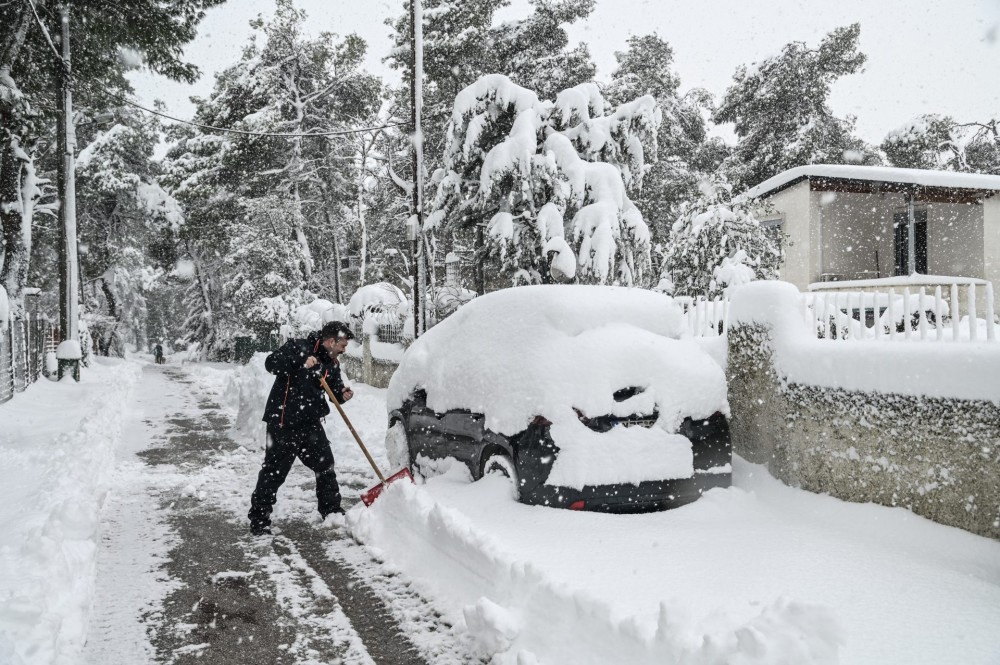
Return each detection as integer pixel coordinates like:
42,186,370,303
319,376,386,483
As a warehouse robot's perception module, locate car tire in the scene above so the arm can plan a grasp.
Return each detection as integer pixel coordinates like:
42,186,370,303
385,421,410,471
480,453,519,501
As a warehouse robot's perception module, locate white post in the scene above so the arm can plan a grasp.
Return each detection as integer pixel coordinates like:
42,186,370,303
968,283,978,342
917,287,928,341
934,286,944,342
888,288,897,341
903,287,912,340
951,283,960,342
871,291,879,341
846,292,857,339
985,282,996,342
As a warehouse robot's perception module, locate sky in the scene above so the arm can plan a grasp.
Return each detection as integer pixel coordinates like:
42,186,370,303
128,0,1000,146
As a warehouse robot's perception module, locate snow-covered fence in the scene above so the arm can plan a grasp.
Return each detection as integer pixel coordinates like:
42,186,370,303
674,296,730,337
727,281,1000,540
805,278,997,343
0,316,53,405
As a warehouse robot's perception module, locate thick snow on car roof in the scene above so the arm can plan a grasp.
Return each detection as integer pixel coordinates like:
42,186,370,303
388,285,728,438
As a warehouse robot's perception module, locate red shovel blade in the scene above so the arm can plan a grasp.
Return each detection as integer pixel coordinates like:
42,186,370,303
360,467,414,507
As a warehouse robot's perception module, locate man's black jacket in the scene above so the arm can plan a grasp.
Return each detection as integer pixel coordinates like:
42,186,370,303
262,332,347,430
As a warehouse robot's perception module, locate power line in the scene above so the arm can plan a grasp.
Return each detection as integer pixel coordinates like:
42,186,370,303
96,88,403,138
21,0,403,139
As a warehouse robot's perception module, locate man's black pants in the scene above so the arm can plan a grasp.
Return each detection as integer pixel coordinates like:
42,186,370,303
248,422,342,529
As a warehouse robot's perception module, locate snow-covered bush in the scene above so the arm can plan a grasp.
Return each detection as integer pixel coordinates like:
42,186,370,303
429,74,661,287
661,176,781,298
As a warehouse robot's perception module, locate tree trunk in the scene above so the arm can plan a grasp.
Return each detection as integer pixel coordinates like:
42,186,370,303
0,136,30,309
319,184,344,303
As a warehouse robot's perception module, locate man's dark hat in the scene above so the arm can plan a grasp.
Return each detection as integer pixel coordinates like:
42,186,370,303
320,320,354,341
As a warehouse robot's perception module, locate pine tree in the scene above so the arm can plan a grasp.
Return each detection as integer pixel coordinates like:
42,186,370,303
661,175,781,298
605,34,727,256
882,115,1000,175
430,74,660,287
714,24,880,191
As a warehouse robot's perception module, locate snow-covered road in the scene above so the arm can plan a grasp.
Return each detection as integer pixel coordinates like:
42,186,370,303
3,356,999,665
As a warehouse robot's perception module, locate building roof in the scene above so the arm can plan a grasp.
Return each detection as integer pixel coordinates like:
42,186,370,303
745,165,1000,200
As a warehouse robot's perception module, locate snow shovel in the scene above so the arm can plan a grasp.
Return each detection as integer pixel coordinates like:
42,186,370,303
318,376,413,506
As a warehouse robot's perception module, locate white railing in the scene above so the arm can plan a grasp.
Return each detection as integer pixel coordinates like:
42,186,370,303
675,296,730,337
804,280,997,343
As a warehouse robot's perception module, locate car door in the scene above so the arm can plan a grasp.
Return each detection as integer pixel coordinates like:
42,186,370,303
406,404,485,474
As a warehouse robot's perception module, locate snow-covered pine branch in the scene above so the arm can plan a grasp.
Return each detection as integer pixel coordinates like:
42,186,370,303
430,74,661,287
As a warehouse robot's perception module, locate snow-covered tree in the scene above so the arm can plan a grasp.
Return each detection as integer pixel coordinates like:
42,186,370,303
429,74,660,287
661,176,781,298
222,198,307,346
0,0,222,312
605,34,728,253
75,110,184,355
882,114,1000,175
714,24,880,191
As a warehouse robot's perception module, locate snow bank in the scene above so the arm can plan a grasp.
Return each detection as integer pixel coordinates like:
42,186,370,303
730,281,1000,402
349,475,844,665
388,286,727,441
0,359,141,665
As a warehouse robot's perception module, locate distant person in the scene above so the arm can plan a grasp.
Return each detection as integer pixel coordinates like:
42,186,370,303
154,342,164,365
248,321,355,536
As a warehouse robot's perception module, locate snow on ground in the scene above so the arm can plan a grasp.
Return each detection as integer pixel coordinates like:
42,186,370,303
351,463,1000,665
5,353,999,665
217,355,1000,665
0,359,141,665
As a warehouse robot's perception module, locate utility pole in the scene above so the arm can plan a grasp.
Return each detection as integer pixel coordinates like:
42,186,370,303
409,0,426,338
57,3,80,379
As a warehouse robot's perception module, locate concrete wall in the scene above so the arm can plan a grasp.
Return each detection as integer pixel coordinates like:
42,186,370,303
927,201,984,278
985,198,1000,315
727,286,1000,540
818,191,896,280
757,180,812,289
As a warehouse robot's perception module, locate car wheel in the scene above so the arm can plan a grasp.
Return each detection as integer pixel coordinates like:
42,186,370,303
481,453,519,501
385,421,410,471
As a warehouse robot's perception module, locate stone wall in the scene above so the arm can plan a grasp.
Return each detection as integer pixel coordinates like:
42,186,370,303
728,322,1000,540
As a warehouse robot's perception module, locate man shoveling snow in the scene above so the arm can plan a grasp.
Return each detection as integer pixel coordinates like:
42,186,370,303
248,321,355,536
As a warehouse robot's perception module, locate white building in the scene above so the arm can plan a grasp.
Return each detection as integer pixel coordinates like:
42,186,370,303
746,164,1000,312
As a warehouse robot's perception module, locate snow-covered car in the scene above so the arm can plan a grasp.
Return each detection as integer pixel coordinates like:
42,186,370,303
385,285,731,512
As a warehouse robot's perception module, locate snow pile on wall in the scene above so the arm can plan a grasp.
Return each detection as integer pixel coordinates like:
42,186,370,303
0,360,141,665
348,283,408,319
289,299,349,335
349,477,843,665
388,285,726,440
729,281,1000,402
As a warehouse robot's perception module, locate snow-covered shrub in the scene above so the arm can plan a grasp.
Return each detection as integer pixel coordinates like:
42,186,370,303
662,176,781,298
429,74,661,287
